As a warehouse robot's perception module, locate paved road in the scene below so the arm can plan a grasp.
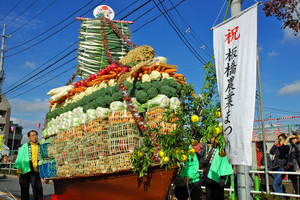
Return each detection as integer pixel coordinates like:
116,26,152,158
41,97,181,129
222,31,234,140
0,174,54,200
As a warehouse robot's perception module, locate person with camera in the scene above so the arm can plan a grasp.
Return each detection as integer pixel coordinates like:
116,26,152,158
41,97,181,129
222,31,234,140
288,128,300,194
270,133,289,193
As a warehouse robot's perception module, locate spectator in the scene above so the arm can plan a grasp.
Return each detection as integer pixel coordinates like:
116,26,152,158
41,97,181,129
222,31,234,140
174,145,202,200
256,141,274,192
1,153,9,168
11,151,18,168
270,133,289,193
289,128,300,194
201,136,233,200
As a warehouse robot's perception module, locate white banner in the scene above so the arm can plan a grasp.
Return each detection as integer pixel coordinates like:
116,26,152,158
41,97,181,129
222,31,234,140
213,4,257,166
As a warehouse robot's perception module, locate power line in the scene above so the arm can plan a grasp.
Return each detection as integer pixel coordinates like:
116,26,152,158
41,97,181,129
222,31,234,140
8,65,75,100
5,0,104,58
4,48,77,95
11,0,58,34
6,57,76,98
7,0,96,51
115,0,140,17
132,0,186,33
120,0,152,20
132,0,164,22
3,41,78,92
168,0,213,55
152,0,206,64
2,0,38,29
0,0,23,22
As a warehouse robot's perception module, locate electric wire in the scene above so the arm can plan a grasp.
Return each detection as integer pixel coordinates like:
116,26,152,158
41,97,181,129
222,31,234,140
1,0,38,29
3,41,78,92
0,0,23,22
120,0,152,20
115,0,140,17
169,0,213,55
132,0,186,33
7,0,96,51
11,0,58,34
165,0,212,58
8,65,75,100
5,0,104,58
132,0,164,22
6,57,76,98
4,48,77,95
152,0,206,64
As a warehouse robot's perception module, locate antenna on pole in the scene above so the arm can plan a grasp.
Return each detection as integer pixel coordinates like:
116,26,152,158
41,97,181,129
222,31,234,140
0,24,11,102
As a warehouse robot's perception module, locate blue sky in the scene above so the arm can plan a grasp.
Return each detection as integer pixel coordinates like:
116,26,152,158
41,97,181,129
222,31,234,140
0,0,299,140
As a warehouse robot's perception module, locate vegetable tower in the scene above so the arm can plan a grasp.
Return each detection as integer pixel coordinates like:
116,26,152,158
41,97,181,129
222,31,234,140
39,6,189,179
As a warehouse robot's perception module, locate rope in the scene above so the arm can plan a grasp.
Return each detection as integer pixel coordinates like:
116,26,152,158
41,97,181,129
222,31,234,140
211,0,227,28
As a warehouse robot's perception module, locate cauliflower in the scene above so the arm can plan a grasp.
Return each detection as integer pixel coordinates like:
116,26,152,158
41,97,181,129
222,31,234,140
142,74,151,83
150,71,161,81
126,76,135,83
108,79,117,87
99,81,108,88
161,72,169,79
167,76,176,80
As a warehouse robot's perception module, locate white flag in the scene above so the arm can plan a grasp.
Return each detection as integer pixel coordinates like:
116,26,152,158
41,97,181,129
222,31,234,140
213,4,257,166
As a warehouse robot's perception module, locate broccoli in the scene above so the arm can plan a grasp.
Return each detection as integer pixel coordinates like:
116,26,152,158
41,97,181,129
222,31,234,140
112,91,124,101
114,84,121,93
88,101,97,109
69,102,77,111
124,81,133,89
170,87,177,98
105,85,113,95
160,85,172,98
135,80,142,90
161,78,170,86
141,81,152,92
95,97,106,108
147,87,158,100
83,105,88,113
152,81,162,89
136,90,148,104
81,96,89,105
104,95,113,106
97,87,106,97
169,79,181,91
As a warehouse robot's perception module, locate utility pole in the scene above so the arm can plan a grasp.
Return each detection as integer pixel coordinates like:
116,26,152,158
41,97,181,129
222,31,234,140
226,1,254,200
0,24,11,100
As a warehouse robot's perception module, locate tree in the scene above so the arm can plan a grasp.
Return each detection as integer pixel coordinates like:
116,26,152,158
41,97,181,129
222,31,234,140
262,0,300,36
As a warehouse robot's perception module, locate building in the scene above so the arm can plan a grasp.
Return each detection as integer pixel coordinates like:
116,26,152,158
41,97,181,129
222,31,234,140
0,94,11,147
8,121,23,151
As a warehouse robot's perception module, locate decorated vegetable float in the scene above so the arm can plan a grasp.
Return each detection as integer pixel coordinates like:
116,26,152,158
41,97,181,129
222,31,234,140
39,5,224,200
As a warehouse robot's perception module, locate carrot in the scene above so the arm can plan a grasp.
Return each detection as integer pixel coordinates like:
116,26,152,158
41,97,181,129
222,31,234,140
137,77,141,80
102,75,115,79
109,71,117,75
139,73,143,77
165,69,177,73
141,66,146,71
49,105,53,108
132,72,138,77
143,71,148,75
161,67,165,72
155,66,161,71
174,74,184,77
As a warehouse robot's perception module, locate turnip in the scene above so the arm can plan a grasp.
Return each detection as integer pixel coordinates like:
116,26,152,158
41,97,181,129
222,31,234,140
110,63,118,70
75,81,82,87
98,69,106,75
89,74,96,80
105,65,111,73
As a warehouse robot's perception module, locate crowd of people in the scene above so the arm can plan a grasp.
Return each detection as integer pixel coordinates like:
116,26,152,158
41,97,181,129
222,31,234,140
257,127,300,195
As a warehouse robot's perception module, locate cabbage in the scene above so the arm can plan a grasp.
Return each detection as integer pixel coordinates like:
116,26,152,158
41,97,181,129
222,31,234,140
96,107,110,118
140,95,170,111
75,107,84,116
110,101,124,111
170,97,180,109
79,113,88,124
87,109,97,120
70,117,80,127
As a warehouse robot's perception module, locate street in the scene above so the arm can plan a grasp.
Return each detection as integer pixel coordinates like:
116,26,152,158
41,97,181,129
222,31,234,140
0,174,54,200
